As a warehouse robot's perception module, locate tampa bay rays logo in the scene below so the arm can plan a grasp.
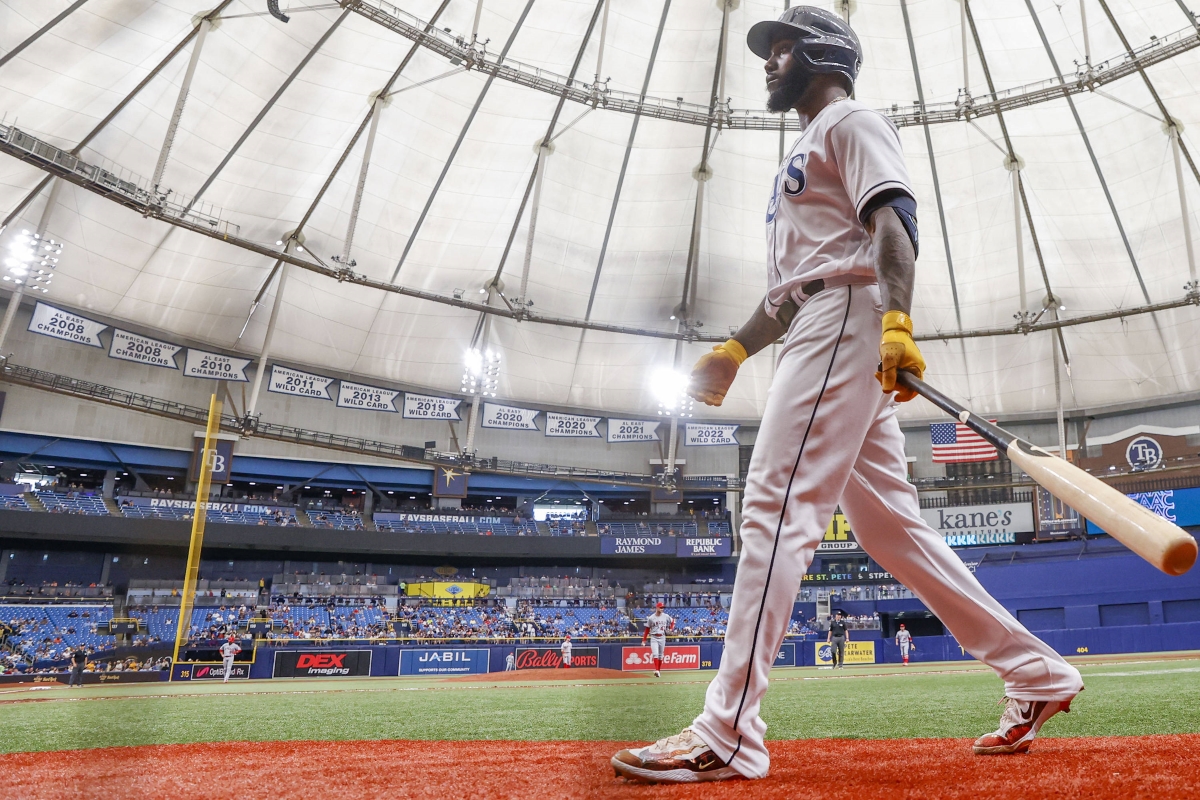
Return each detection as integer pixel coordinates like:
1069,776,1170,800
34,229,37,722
766,153,808,223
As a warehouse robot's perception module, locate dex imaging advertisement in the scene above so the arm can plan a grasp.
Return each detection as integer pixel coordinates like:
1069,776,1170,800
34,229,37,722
272,650,372,678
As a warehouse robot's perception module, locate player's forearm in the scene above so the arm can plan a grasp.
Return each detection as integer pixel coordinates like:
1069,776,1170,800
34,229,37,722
731,301,787,358
867,209,915,314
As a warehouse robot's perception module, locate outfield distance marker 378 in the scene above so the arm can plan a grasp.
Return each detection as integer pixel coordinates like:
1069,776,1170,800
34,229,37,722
897,372,1198,576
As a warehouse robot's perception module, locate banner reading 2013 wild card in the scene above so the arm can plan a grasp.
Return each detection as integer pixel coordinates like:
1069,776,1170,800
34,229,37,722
336,380,399,412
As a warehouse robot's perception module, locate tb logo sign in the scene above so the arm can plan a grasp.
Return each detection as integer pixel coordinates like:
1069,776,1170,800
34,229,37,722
190,436,234,483
1125,436,1163,471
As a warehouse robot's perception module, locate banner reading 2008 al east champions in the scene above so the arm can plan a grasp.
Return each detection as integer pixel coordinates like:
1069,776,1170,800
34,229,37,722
27,302,107,347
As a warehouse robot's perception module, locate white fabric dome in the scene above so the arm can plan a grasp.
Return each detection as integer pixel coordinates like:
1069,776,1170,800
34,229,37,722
2,0,1199,421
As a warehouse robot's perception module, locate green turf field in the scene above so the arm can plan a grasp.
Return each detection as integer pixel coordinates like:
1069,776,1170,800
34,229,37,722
3,657,1199,754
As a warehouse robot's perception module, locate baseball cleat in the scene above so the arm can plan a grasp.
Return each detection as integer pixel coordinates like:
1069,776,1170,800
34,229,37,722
973,695,1074,755
654,670,660,677
612,727,741,783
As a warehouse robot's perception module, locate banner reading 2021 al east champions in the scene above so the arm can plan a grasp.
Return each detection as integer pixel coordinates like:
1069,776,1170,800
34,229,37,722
607,418,660,443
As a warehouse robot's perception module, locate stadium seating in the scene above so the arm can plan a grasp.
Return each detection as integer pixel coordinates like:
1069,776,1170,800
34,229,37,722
37,490,109,516
707,520,732,535
119,500,298,526
596,521,699,537
374,514,534,536
308,511,366,530
0,494,32,511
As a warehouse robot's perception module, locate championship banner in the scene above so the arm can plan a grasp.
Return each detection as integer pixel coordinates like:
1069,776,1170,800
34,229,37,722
183,349,251,382
545,412,601,438
109,329,182,368
268,364,334,400
684,423,739,446
920,502,1034,546
676,537,732,558
27,301,106,347
272,650,372,678
336,379,399,412
481,402,539,431
607,418,660,443
514,646,599,669
600,536,677,555
622,645,700,671
399,648,490,676
815,641,876,666
403,392,462,420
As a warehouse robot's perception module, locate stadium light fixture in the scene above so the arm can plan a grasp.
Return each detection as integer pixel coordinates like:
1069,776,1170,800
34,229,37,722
650,367,694,417
4,229,61,293
462,347,500,397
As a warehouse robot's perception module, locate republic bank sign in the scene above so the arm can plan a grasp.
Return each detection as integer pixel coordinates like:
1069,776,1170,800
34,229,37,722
920,502,1035,546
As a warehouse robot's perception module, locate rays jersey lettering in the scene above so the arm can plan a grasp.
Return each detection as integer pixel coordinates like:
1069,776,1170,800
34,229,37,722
646,611,674,639
764,99,914,318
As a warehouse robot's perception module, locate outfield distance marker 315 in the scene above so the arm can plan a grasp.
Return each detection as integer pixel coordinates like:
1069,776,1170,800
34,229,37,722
897,372,1198,576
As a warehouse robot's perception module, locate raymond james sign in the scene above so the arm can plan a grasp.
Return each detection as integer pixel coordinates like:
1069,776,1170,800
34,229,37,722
600,536,677,555
920,502,1034,546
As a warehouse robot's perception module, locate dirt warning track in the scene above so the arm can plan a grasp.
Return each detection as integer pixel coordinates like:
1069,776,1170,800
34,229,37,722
3,735,1198,799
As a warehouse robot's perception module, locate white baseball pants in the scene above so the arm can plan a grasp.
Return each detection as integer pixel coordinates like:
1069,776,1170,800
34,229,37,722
690,284,1082,779
222,656,234,683
650,637,666,660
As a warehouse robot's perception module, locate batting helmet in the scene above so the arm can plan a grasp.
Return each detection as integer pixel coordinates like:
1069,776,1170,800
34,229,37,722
747,6,862,91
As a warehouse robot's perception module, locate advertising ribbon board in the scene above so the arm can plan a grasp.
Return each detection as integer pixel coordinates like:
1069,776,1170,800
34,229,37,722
1086,486,1200,534
272,650,372,678
684,423,739,446
920,502,1034,546
773,643,797,668
621,645,701,671
815,641,876,666
481,402,539,431
268,364,334,400
183,349,251,382
109,329,182,368
336,380,399,412
545,412,601,438
600,536,677,555
607,418,660,443
815,511,862,552
514,647,599,669
189,662,250,681
676,537,732,557
27,302,107,347
403,392,461,420
399,648,490,676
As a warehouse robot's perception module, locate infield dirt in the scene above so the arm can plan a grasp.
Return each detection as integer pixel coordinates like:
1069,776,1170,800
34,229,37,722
3,735,1198,799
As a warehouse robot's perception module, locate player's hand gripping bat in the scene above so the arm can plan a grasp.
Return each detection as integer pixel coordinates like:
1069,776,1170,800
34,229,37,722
897,372,1198,576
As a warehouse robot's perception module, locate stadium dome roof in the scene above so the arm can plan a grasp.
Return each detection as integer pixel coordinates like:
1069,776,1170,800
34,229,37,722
2,0,1199,422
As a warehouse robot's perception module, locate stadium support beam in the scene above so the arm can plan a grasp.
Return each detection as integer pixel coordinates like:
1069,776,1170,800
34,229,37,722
171,389,224,677
182,7,351,216
0,0,92,71
900,0,963,331
1172,127,1199,287
585,0,672,321
390,0,537,282
1023,0,1150,305
593,0,611,85
0,0,236,233
150,12,216,192
340,92,386,267
245,243,294,419
517,141,549,304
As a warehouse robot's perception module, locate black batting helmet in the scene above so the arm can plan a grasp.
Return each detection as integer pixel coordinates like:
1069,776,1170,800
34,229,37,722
747,6,862,91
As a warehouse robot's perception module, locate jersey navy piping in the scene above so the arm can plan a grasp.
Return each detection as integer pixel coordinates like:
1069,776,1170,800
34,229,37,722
725,285,855,767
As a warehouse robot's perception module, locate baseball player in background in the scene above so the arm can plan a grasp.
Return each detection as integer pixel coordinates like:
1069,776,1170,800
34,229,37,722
613,7,1082,784
219,636,241,684
643,601,675,677
505,651,516,671
560,634,572,669
896,623,915,665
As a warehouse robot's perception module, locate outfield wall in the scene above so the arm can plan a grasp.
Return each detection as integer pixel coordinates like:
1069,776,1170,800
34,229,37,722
164,621,1200,681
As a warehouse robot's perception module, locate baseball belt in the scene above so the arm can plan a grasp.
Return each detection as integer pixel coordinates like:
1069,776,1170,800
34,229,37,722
774,279,826,330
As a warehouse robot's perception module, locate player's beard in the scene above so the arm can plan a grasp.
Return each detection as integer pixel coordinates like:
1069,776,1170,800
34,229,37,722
767,63,812,114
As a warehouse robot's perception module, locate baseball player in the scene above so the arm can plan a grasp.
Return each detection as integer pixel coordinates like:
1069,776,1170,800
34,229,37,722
560,634,572,669
643,601,675,677
613,8,1082,784
505,651,516,671
896,623,915,666
219,635,241,684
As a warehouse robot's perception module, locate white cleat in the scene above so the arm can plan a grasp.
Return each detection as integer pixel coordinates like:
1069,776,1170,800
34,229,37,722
612,728,742,784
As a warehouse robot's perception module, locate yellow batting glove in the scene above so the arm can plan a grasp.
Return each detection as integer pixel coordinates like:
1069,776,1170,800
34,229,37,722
688,339,747,406
875,311,925,403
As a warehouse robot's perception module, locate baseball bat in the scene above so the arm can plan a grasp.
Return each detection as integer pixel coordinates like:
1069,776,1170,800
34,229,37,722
897,372,1198,576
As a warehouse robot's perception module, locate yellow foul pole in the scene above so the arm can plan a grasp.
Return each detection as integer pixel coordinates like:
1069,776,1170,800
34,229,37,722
170,391,223,677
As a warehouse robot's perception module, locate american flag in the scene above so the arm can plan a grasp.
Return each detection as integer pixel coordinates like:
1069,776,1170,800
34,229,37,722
930,421,998,463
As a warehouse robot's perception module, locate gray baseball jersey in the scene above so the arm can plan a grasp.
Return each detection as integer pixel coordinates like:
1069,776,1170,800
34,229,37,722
645,611,673,639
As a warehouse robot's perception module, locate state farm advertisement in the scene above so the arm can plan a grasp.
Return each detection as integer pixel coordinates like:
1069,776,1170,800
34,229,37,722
272,649,372,678
622,645,701,671
514,647,599,669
